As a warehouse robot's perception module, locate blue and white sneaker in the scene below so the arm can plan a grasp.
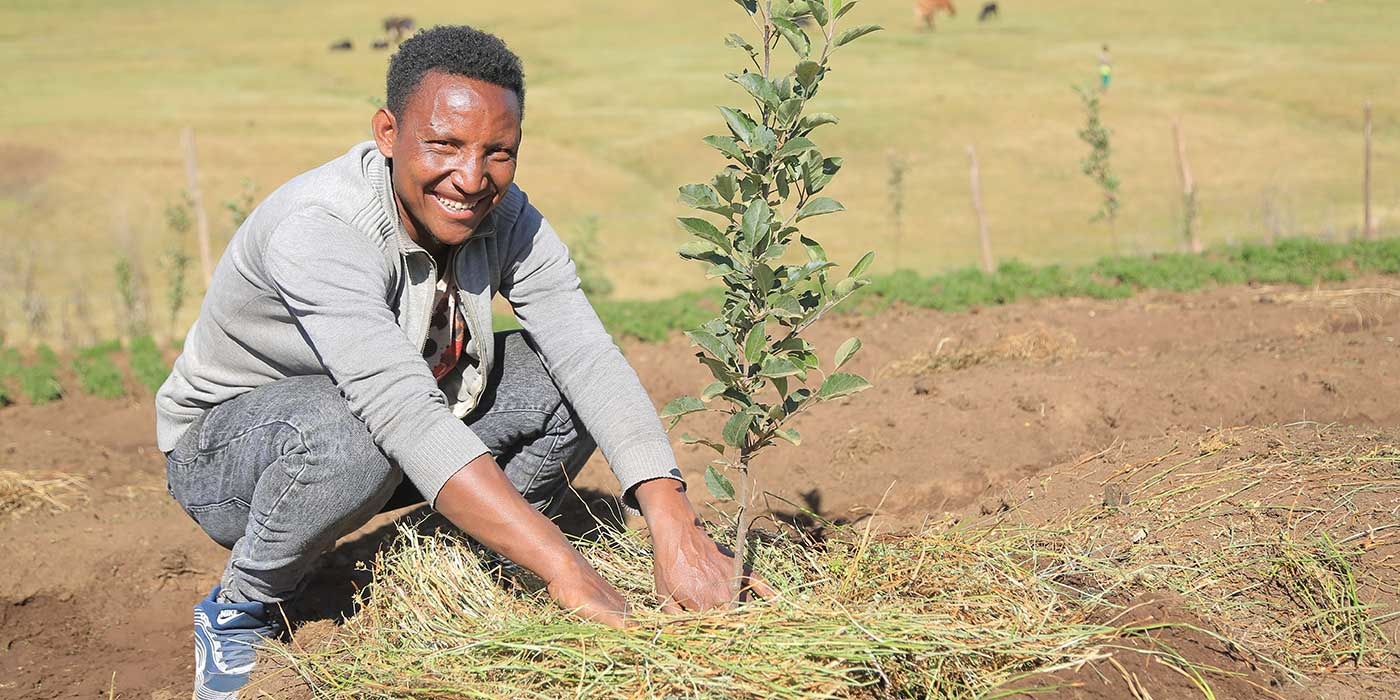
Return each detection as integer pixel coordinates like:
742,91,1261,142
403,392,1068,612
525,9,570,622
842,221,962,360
192,586,284,700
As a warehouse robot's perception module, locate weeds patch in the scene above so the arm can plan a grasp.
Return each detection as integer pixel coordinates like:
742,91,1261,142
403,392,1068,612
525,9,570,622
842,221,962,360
128,335,168,393
17,345,62,404
72,340,125,399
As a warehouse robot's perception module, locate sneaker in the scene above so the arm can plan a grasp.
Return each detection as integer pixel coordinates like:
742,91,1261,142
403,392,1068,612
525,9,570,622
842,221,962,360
192,586,284,700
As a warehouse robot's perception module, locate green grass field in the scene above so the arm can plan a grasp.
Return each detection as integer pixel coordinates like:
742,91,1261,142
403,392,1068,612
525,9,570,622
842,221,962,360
1,0,1397,342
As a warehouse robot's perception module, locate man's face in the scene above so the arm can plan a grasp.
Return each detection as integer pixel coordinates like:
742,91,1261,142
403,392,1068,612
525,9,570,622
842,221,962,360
372,71,522,256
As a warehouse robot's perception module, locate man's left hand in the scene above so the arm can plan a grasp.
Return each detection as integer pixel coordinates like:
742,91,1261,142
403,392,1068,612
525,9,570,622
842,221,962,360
632,478,776,612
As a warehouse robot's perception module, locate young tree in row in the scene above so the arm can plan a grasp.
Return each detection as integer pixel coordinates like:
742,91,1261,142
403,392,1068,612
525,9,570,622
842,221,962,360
662,0,879,600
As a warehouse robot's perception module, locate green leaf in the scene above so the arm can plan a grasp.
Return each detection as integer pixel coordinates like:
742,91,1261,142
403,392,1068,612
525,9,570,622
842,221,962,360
776,98,803,125
705,263,737,279
759,355,801,378
677,217,732,252
800,235,827,262
722,412,755,447
718,106,758,144
677,240,718,260
796,196,845,221
724,32,756,55
804,0,829,25
795,60,822,89
834,0,859,21
682,434,726,455
834,337,861,370
817,372,872,400
797,112,839,133
750,126,779,153
775,136,817,159
740,199,771,244
703,135,745,161
699,356,739,383
753,263,775,295
804,156,843,193
712,171,738,201
744,321,766,362
678,183,724,211
835,23,882,47
734,72,780,108
734,0,759,14
660,395,706,419
775,428,802,446
704,465,736,501
849,250,876,278
701,381,727,401
772,18,811,58
834,276,866,297
687,329,733,361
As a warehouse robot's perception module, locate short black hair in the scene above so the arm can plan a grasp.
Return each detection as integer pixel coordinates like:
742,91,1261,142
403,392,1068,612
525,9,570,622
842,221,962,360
386,25,526,119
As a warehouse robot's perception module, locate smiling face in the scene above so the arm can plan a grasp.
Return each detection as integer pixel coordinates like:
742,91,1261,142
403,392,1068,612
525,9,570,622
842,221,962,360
371,71,522,262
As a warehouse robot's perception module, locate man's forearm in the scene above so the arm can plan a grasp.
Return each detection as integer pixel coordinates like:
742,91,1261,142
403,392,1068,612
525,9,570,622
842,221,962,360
434,452,584,583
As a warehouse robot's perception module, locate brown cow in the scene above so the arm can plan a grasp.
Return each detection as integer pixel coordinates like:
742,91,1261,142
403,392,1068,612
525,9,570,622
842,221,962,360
915,0,956,30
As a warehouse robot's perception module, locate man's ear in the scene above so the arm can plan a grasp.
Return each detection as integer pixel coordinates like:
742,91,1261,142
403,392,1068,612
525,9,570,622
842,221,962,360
371,108,397,159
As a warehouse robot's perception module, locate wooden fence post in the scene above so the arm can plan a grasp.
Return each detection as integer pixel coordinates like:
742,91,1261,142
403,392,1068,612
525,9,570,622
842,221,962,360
1173,118,1202,253
182,127,214,285
967,145,994,274
1364,102,1375,240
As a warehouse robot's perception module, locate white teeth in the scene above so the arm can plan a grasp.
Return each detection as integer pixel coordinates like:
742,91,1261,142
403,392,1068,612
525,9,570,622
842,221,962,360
435,194,476,212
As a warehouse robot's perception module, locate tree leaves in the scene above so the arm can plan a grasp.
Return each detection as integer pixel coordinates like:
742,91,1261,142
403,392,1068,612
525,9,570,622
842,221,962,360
834,337,861,370
817,372,872,400
718,106,759,145
661,395,705,420
771,18,810,58
722,411,755,447
677,216,732,252
796,196,845,221
669,2,877,477
704,464,735,501
687,329,733,362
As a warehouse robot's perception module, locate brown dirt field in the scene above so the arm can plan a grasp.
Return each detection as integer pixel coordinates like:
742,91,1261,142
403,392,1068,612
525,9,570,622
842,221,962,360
2,278,1398,698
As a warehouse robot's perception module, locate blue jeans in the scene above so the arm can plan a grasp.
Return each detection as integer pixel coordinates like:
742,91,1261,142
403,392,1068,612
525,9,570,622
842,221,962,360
165,331,596,605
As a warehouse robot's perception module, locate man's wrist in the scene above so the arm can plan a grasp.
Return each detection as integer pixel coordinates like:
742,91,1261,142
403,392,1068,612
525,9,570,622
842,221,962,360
632,477,698,538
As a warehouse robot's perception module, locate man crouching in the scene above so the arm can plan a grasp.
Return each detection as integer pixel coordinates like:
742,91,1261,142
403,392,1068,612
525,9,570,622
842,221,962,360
157,25,767,699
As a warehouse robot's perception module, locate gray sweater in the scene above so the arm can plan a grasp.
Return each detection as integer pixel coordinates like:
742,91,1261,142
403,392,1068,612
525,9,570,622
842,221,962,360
156,142,682,505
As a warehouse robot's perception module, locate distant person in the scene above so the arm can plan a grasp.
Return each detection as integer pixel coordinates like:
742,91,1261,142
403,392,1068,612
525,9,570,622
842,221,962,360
1099,44,1112,91
159,25,770,699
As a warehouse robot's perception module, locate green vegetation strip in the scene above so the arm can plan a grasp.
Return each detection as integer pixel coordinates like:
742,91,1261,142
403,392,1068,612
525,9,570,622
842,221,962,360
128,335,170,393
0,347,20,404
283,428,1397,698
18,345,62,404
72,340,125,399
589,238,1400,343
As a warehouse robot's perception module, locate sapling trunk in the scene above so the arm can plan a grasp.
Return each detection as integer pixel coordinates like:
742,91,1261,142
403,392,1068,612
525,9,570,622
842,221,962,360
730,458,755,599
661,0,881,605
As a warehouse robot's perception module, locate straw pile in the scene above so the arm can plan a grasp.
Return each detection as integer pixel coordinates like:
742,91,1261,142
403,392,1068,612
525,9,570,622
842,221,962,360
283,426,1398,698
0,469,85,517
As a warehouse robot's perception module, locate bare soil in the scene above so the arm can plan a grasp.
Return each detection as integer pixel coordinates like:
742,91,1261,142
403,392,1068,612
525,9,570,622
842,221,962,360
2,279,1398,698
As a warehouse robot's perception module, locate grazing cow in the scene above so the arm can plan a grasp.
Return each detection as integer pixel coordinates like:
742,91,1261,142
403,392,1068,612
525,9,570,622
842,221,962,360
371,39,390,50
914,0,956,30
383,16,415,44
329,38,352,51
978,2,999,21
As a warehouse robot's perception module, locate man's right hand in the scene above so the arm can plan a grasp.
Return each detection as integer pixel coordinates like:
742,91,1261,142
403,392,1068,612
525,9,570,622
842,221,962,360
434,452,630,629
545,553,630,629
